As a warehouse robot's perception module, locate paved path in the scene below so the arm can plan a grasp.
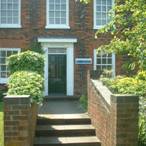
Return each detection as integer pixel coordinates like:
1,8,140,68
38,99,86,114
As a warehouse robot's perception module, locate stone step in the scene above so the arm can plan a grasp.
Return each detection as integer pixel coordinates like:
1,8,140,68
36,124,95,137
44,96,79,101
37,114,91,125
34,136,101,146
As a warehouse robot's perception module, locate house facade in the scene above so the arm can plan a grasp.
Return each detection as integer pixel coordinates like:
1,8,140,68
0,0,122,96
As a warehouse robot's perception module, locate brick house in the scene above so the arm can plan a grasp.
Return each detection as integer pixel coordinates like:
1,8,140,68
0,0,122,96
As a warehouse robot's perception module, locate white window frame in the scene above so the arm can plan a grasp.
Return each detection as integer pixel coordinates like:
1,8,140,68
0,0,21,28
46,0,70,29
93,49,115,77
0,48,21,84
93,0,114,29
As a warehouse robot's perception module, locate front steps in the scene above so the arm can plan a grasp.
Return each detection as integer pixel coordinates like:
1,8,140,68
34,114,101,146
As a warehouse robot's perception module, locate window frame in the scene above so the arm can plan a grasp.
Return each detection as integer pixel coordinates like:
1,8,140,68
93,49,116,77
93,0,114,29
0,0,21,28
46,0,70,29
0,48,21,84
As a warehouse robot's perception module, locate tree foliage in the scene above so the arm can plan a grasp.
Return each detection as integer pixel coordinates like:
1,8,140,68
82,0,146,70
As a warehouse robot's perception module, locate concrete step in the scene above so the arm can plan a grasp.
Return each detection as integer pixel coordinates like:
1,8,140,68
36,124,95,137
44,96,79,101
37,114,91,125
34,136,101,146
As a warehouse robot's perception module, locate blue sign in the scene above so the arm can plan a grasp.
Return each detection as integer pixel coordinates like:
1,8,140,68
75,58,92,64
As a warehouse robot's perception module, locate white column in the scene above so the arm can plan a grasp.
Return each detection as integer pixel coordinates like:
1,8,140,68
44,48,48,96
93,49,97,70
67,46,74,96
112,53,116,77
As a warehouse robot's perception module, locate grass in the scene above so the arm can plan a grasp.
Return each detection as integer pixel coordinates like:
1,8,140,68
0,102,4,146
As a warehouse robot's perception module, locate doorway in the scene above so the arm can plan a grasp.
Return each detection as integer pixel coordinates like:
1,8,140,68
48,54,66,95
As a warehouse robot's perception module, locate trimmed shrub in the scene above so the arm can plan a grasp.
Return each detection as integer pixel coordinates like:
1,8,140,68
8,51,44,75
8,71,44,103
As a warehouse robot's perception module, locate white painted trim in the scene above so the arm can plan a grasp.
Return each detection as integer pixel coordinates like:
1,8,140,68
46,0,70,29
44,48,49,96
67,47,74,96
45,25,70,29
41,42,75,96
0,24,22,28
0,0,21,28
112,53,116,77
0,48,21,84
93,49,97,70
38,38,77,43
48,53,66,55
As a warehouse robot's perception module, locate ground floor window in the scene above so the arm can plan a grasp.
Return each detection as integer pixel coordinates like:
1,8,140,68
94,49,115,77
0,48,21,83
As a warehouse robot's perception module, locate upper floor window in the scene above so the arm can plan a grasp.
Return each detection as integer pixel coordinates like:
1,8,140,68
46,0,69,29
94,0,113,29
0,0,21,28
0,48,21,83
94,49,115,77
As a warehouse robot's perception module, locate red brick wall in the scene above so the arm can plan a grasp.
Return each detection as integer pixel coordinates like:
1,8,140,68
0,0,121,96
4,96,38,146
88,71,139,146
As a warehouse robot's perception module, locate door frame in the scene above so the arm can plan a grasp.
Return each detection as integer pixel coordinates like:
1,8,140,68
38,38,77,96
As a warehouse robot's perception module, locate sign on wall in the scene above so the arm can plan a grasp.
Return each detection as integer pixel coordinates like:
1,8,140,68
75,58,92,65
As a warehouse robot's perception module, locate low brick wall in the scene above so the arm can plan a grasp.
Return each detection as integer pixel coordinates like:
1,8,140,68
87,74,139,146
4,95,38,146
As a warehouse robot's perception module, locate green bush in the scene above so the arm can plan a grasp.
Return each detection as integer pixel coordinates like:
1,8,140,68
0,86,7,101
8,51,44,75
8,71,44,103
137,71,146,81
80,95,88,111
29,42,44,54
101,76,139,95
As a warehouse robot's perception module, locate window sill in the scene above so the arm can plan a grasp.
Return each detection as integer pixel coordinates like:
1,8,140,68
0,24,22,28
0,78,8,84
45,25,70,29
93,25,105,30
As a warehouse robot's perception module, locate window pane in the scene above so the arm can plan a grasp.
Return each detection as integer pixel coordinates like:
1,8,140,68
107,0,112,5
0,58,5,64
49,18,54,24
47,0,67,25
96,0,101,5
96,51,113,74
95,0,112,27
61,18,66,24
97,59,101,64
0,49,19,79
0,0,20,25
55,18,60,24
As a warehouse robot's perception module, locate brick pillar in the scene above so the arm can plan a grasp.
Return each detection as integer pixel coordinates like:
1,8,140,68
111,95,139,146
4,95,31,146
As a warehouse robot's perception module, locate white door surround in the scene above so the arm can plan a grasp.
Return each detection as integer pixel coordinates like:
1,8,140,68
38,38,77,96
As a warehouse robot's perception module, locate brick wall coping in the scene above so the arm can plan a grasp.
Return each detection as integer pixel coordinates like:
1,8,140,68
91,79,138,105
91,79,112,105
111,94,138,103
4,95,30,104
4,95,30,99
